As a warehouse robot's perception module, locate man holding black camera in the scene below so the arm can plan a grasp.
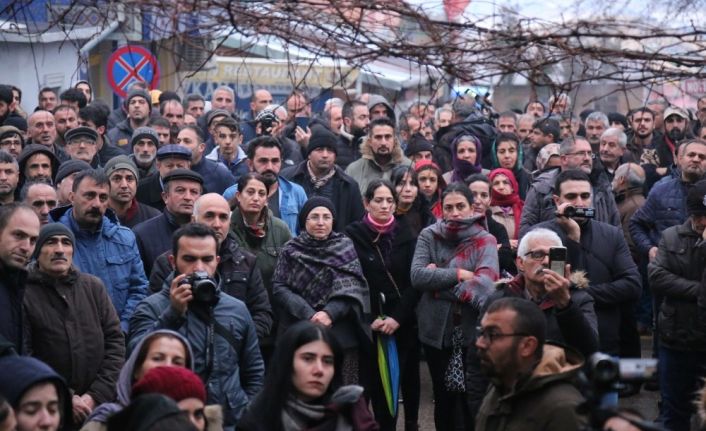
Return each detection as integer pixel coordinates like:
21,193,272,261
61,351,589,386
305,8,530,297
532,169,641,357
128,223,264,428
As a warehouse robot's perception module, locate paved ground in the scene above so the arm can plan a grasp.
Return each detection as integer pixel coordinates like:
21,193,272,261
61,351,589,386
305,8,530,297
394,335,660,430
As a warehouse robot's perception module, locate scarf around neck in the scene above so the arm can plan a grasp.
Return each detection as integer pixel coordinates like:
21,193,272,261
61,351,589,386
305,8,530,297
488,168,524,239
281,386,364,431
307,161,336,190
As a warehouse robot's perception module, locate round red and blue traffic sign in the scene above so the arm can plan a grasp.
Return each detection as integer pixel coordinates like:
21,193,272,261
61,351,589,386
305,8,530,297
107,45,160,98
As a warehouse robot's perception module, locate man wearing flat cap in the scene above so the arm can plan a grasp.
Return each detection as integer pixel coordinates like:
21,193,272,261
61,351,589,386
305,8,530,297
64,126,99,166
55,160,91,206
281,125,364,232
133,168,203,276
23,223,125,424
105,155,159,228
136,144,192,211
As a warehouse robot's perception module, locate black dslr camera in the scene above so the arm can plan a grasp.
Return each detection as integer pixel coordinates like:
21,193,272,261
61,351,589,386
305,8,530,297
180,271,217,304
257,111,278,136
562,206,595,219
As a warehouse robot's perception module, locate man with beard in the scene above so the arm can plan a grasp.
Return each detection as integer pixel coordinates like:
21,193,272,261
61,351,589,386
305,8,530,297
345,117,412,196
27,111,69,162
584,111,609,153
475,297,585,431
0,152,18,205
107,89,152,151
336,100,370,169
17,144,59,186
37,88,58,112
0,126,24,159
21,182,57,225
630,139,706,263
104,156,159,229
176,125,235,195
662,106,690,155
129,127,159,180
520,136,620,236
133,169,203,276
223,136,307,234
52,105,78,147
51,169,148,332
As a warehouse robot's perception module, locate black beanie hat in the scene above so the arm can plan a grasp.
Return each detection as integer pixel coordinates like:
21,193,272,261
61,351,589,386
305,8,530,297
404,133,434,157
306,126,338,157
687,179,706,216
297,196,336,232
33,223,75,259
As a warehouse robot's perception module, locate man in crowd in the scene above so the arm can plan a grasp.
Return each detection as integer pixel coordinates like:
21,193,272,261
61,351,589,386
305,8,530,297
0,151,18,205
51,169,148,332
27,110,69,162
584,111,609,152
149,116,172,148
136,144,192,211
612,163,646,259
368,94,396,123
524,117,560,172
148,193,273,340
22,223,125,425
17,144,59,185
647,99,668,133
105,155,159,229
520,136,620,236
346,117,411,195
183,93,205,121
281,126,364,232
211,86,236,113
133,169,203,276
475,297,586,430
55,160,90,207
52,105,78,147
59,88,87,111
336,100,370,169
241,89,273,144
108,89,152,150
0,125,24,158
599,127,629,179
205,117,249,180
404,133,435,164
21,182,57,225
254,105,304,167
648,180,706,430
129,127,159,180
175,125,235,195
496,111,517,134
64,126,99,166
128,223,265,427
0,203,40,352
37,87,58,112
533,169,641,356
435,106,454,131
161,99,185,144
78,104,125,166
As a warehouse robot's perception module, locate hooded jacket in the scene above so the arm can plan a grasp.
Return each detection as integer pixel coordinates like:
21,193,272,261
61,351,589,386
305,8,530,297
18,143,61,183
475,344,585,431
367,95,396,125
51,205,149,332
344,134,412,196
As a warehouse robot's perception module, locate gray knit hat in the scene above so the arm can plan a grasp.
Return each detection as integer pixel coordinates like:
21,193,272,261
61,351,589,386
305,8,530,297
130,127,160,148
103,155,139,179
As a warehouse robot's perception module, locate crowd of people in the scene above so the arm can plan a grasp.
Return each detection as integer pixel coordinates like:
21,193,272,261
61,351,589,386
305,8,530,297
2,79,706,431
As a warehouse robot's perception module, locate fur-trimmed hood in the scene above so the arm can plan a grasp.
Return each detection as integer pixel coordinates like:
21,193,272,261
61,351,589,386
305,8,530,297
358,134,406,166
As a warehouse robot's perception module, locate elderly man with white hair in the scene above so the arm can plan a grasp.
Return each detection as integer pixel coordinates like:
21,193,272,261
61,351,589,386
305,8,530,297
599,126,629,179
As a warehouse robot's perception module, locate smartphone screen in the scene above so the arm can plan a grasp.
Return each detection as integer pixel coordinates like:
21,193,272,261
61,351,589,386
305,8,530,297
295,116,310,130
549,246,567,274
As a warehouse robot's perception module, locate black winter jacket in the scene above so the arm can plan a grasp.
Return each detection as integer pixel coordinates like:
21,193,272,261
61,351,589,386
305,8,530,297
133,210,181,277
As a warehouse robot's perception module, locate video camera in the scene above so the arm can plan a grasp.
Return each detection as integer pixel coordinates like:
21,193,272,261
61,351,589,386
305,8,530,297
560,206,595,219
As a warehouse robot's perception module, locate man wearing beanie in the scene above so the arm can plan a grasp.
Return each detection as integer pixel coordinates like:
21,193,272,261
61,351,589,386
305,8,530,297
404,132,435,164
107,89,152,149
648,179,706,430
129,126,159,179
105,155,160,228
281,125,364,232
23,223,125,425
55,159,91,206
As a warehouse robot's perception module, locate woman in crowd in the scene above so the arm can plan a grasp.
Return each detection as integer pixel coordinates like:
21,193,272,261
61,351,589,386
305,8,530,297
238,321,378,431
0,355,72,431
346,180,421,431
490,132,531,199
410,183,499,431
488,168,524,248
414,160,445,220
390,165,434,235
442,134,486,184
82,330,195,430
272,197,371,386
106,394,197,431
466,174,517,276
230,172,292,363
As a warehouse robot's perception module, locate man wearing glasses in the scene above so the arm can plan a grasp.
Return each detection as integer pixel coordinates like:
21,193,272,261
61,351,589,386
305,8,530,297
474,297,586,431
520,136,620,237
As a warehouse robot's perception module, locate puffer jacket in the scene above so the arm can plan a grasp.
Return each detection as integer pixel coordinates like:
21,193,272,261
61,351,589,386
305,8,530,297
128,274,265,428
629,173,691,256
648,220,706,351
51,206,148,332
475,344,585,431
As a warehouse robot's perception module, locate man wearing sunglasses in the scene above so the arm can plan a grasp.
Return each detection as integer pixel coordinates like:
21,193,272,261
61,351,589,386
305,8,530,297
474,297,586,431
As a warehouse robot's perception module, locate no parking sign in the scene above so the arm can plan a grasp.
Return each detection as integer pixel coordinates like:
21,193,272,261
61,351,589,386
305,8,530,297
107,45,160,98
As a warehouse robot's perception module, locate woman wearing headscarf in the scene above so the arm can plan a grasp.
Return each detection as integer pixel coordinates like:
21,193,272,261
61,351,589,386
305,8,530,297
488,168,525,246
272,197,371,386
490,132,531,199
442,134,486,184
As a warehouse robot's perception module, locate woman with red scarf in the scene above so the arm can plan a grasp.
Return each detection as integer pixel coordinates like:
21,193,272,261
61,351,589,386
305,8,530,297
488,168,524,249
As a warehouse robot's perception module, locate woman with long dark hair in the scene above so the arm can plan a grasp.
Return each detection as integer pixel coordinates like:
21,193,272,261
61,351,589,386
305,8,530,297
410,183,499,431
238,321,378,431
345,179,421,431
390,166,434,235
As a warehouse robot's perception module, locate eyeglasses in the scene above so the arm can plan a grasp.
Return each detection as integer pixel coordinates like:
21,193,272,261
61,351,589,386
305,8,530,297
523,249,549,261
306,215,333,222
476,326,530,344
566,150,595,159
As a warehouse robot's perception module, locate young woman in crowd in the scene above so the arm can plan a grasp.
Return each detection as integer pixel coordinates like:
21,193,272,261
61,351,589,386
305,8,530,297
488,168,525,248
272,197,371,386
0,355,72,431
442,134,486,184
409,183,499,431
490,132,531,199
466,174,517,275
390,165,434,235
238,321,378,431
230,172,292,363
414,160,445,220
82,330,195,430
345,180,421,431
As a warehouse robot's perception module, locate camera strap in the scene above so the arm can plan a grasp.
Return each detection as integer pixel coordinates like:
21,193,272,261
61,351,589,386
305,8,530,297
190,305,242,381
